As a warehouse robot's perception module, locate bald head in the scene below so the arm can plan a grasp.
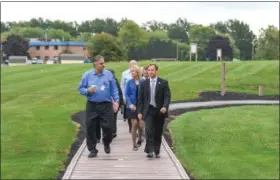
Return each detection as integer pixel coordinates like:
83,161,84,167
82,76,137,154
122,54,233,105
129,60,137,68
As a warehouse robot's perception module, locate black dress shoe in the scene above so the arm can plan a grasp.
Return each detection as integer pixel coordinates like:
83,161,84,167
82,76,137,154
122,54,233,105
88,149,98,158
155,154,160,158
112,134,117,139
104,144,111,154
146,153,153,158
137,140,142,147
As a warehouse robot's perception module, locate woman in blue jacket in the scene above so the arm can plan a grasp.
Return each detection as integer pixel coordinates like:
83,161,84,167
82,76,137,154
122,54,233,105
125,65,144,151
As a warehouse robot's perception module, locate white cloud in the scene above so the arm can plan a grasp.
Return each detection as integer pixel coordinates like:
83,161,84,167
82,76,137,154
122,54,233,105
1,1,279,36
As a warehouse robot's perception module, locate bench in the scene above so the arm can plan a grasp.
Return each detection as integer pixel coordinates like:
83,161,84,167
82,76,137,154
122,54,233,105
151,58,177,62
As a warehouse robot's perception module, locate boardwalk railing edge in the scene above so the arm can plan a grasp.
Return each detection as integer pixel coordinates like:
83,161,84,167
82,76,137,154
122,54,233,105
62,139,86,179
162,137,191,179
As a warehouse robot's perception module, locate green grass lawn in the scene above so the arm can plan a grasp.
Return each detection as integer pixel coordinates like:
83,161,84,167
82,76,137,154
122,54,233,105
169,105,279,179
1,60,279,179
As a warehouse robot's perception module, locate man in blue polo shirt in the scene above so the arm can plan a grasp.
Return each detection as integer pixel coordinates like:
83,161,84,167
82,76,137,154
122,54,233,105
78,55,119,158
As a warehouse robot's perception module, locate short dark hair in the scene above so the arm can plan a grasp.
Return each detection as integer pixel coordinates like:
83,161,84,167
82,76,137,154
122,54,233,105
143,66,149,70
94,55,104,62
149,63,159,71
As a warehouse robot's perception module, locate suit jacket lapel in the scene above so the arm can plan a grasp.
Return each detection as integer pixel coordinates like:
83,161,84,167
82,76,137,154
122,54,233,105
147,78,151,102
155,77,161,95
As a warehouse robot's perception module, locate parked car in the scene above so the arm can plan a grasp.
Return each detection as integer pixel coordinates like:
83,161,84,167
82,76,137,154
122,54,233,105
37,59,43,64
31,58,43,64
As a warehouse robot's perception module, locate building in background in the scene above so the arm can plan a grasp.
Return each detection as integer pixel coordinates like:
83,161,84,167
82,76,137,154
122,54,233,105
28,39,89,62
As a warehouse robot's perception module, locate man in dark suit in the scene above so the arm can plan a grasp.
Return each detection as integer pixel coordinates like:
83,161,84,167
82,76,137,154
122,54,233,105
137,64,171,158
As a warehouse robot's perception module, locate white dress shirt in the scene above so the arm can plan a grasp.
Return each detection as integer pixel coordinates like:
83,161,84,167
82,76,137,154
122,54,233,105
120,69,132,100
149,77,157,107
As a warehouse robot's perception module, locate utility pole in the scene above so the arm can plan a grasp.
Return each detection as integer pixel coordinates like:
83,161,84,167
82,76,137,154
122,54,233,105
251,39,256,60
176,43,179,61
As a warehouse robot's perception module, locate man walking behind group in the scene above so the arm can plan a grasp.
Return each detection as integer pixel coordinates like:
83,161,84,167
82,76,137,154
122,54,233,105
78,55,119,158
137,64,171,158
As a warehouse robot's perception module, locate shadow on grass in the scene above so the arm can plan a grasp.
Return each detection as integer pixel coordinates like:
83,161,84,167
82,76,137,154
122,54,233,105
57,91,279,180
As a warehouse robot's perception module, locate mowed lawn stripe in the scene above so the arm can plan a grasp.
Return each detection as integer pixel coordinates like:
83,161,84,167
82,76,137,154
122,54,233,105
169,105,279,179
1,61,279,179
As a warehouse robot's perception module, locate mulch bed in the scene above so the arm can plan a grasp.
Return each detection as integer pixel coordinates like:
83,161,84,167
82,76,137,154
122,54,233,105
56,91,279,179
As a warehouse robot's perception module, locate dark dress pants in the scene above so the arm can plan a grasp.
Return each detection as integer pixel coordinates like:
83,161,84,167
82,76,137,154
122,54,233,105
144,105,165,155
85,101,114,151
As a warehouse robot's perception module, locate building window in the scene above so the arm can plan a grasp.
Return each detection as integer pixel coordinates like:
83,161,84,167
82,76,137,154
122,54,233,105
36,46,40,50
36,56,40,59
44,56,49,61
45,45,49,50
54,45,58,50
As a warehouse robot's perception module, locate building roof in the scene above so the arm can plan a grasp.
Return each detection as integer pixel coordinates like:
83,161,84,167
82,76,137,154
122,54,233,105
29,41,87,47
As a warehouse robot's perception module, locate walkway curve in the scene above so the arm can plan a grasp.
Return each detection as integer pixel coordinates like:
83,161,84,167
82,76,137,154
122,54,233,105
62,100,279,179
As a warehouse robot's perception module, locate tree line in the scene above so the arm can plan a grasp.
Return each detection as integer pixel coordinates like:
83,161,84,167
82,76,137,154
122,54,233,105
1,17,279,61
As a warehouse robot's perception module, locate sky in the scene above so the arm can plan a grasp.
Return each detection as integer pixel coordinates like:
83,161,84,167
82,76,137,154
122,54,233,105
1,1,279,36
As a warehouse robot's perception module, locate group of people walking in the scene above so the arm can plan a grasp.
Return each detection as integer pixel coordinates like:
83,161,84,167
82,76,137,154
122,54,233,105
78,55,171,158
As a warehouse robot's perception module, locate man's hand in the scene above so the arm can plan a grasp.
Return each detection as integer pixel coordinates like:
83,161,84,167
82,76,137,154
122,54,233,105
138,119,144,129
112,101,119,113
88,86,96,94
160,107,167,114
138,113,142,120
129,104,136,111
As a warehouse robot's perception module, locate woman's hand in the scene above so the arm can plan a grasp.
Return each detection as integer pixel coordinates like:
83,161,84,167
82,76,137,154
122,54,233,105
129,104,136,110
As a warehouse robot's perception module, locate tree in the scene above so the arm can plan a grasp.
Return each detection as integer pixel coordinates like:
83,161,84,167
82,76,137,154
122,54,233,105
2,27,44,39
79,20,93,33
47,28,72,41
87,33,126,62
75,32,94,42
146,30,169,41
211,19,256,60
205,35,233,61
142,20,168,32
255,25,279,60
189,25,216,60
1,22,9,33
210,21,229,34
167,18,190,43
103,18,119,36
217,32,240,59
118,20,149,51
226,19,255,60
2,34,30,58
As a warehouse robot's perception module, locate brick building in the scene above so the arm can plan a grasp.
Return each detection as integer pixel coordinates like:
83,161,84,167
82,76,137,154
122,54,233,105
28,40,89,61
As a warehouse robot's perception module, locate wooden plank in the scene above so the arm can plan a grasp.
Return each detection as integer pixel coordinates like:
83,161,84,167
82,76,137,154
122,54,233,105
63,114,190,179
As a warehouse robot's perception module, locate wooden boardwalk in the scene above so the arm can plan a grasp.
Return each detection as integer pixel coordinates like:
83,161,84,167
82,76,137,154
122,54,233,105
63,115,189,179
62,100,279,179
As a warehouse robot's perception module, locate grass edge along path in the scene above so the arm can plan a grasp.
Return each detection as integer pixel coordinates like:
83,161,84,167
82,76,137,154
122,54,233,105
169,105,279,179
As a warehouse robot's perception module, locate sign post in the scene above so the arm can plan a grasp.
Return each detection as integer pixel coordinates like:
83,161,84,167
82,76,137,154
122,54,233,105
189,43,197,62
217,48,222,61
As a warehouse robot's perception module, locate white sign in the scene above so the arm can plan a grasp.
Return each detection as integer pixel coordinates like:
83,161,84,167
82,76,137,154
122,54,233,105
217,49,222,57
190,43,197,54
